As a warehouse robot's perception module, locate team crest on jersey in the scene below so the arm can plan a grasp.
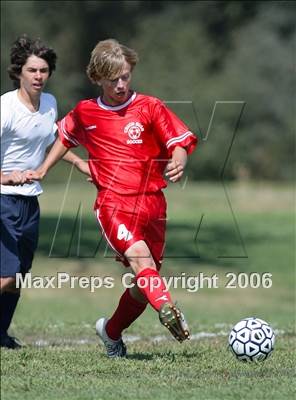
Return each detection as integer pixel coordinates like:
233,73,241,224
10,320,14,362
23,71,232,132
124,122,144,144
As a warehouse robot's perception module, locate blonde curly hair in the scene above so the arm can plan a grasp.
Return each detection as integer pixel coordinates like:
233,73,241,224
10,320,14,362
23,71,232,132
86,39,138,84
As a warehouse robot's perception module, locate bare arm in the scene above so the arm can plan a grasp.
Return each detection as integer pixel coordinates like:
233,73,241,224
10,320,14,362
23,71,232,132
26,137,69,180
165,146,188,183
44,140,90,177
62,150,90,176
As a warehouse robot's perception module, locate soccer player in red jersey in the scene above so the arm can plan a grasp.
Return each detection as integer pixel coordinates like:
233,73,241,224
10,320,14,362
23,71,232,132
28,39,198,357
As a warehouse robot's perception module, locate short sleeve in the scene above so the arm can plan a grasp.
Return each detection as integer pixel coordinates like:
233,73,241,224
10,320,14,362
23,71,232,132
48,97,58,146
0,96,12,138
57,108,84,148
53,96,58,131
152,100,198,156
45,122,57,148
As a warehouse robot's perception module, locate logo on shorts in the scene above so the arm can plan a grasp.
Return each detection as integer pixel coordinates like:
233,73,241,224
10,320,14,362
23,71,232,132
124,122,144,144
117,224,133,241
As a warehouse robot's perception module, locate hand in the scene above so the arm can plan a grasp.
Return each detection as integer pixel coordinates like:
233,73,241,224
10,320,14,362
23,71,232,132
165,160,185,182
1,170,28,186
24,168,46,182
165,146,188,183
74,160,91,177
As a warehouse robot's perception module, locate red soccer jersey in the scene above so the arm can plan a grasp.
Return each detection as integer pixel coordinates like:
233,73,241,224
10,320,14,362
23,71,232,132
58,92,197,194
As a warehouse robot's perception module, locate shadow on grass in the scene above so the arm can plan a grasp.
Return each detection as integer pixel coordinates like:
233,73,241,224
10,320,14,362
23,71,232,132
127,349,199,361
37,215,276,268
126,353,154,361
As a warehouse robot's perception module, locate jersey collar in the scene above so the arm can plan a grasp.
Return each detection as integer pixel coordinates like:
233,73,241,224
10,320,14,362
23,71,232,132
97,91,137,111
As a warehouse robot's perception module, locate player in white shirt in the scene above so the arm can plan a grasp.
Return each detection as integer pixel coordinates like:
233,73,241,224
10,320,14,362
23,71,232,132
0,35,90,348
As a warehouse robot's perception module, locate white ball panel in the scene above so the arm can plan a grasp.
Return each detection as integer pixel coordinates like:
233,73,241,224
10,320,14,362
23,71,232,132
262,324,273,338
233,320,247,331
246,319,262,329
236,328,251,343
261,338,273,353
229,331,236,345
232,340,245,355
245,342,260,356
252,352,267,361
250,328,265,344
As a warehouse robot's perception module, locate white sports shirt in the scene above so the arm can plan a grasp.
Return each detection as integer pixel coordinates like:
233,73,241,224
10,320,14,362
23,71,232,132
1,89,57,196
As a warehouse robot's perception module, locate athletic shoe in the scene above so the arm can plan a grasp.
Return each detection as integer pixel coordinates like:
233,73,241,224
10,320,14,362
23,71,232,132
159,303,190,342
95,318,127,358
0,333,23,349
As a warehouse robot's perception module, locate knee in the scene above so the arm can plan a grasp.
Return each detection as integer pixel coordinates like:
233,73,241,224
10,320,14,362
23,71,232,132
125,241,156,273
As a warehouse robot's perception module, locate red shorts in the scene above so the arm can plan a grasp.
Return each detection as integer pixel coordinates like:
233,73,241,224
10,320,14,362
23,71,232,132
95,190,167,269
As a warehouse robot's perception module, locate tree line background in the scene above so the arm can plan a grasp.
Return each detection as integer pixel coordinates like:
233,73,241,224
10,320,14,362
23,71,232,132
1,1,295,182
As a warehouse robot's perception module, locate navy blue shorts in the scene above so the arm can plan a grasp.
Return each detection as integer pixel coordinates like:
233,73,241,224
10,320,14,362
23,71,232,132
0,195,40,277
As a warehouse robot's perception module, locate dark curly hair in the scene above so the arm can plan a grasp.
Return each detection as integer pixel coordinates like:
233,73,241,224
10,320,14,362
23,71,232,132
7,34,57,88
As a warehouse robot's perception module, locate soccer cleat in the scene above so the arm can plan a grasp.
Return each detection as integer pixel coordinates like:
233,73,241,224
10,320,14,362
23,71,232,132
95,318,127,358
0,333,23,349
159,303,190,342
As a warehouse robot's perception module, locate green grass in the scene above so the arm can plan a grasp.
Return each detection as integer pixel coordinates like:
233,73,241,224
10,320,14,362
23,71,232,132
1,181,295,400
1,338,296,400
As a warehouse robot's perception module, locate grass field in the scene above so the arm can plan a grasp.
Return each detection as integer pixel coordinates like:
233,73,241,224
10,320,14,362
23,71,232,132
1,179,295,400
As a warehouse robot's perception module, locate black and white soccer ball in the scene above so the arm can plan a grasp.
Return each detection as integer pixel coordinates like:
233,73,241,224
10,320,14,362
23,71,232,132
229,317,275,361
